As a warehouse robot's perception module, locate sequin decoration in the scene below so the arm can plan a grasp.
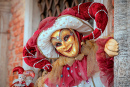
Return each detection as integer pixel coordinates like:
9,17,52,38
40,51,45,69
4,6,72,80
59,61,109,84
61,74,63,78
68,74,70,77
86,80,90,84
62,83,65,85
67,67,70,70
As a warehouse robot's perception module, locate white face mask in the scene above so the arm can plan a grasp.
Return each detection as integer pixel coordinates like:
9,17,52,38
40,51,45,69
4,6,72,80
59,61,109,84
18,74,25,83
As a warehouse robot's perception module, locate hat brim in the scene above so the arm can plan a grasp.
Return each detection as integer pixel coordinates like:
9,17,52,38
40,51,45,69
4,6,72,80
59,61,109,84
37,15,94,58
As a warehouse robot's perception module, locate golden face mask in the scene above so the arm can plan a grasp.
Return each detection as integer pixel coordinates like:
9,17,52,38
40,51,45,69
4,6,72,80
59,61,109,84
51,29,79,58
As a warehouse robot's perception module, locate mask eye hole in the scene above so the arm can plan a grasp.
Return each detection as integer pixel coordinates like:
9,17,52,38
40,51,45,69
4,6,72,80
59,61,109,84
56,42,62,47
64,35,70,41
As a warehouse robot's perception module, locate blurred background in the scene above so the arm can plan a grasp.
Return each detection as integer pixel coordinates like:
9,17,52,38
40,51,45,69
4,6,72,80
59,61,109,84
0,0,114,87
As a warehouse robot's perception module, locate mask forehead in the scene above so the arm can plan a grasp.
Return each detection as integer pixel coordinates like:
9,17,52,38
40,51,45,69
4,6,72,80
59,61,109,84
51,29,72,41
51,30,61,38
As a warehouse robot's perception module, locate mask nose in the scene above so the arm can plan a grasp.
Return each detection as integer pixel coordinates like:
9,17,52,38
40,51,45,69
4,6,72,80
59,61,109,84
61,41,67,49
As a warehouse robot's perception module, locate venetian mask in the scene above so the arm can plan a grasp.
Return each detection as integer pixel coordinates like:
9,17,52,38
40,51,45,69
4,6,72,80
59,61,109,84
18,74,25,83
51,28,79,57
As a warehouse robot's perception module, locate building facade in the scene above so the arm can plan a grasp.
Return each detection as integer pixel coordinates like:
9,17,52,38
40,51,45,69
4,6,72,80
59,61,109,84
2,0,128,87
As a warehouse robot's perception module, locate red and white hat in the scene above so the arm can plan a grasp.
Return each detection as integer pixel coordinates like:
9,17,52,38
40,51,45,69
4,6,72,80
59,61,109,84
37,15,94,58
23,2,108,69
13,66,24,74
24,70,35,78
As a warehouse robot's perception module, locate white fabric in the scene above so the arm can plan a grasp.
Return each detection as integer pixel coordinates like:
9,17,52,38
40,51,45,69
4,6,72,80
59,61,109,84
25,77,33,86
26,80,32,86
75,72,105,87
97,27,102,34
12,74,25,86
92,31,95,39
44,72,105,87
13,79,25,86
13,75,33,86
37,15,93,58
78,3,82,14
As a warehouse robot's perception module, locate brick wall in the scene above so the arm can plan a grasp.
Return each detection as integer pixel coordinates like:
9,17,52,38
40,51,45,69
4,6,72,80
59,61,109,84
7,0,25,86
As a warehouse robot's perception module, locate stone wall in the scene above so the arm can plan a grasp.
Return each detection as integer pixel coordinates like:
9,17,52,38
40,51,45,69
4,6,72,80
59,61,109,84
114,0,130,86
7,0,25,86
0,1,11,87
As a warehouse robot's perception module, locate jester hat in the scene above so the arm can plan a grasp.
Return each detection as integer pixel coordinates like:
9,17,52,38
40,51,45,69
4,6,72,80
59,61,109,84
23,2,108,71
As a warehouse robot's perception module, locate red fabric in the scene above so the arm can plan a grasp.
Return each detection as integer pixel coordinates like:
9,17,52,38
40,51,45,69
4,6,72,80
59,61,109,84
58,8,85,20
45,31,86,87
45,56,88,87
23,57,52,72
28,83,34,87
13,66,24,74
23,1,108,74
23,17,57,72
10,81,27,87
23,42,52,72
45,31,87,87
24,70,35,78
96,37,114,87
72,2,108,40
45,37,114,87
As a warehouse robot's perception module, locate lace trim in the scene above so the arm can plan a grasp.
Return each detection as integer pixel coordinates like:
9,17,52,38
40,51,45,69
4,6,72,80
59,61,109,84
78,3,82,14
33,59,45,67
43,64,52,70
25,46,35,56
92,32,95,39
95,9,108,17
97,28,102,34
88,2,95,19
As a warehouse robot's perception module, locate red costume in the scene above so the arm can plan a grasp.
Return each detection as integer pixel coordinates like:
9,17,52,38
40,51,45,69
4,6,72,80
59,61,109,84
23,2,113,87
